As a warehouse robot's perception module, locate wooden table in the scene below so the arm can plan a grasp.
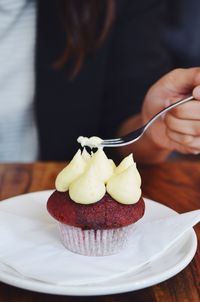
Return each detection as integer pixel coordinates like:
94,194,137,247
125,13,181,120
0,161,199,302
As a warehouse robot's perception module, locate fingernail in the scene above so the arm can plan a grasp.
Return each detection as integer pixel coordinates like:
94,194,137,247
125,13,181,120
193,150,200,155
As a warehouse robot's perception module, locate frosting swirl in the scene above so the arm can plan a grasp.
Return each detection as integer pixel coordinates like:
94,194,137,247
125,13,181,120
55,148,142,204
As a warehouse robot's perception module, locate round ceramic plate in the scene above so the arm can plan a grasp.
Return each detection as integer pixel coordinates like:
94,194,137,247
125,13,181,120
0,191,197,296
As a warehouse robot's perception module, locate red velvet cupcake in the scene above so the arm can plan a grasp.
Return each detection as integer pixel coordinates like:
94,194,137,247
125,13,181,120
48,191,145,229
47,148,145,256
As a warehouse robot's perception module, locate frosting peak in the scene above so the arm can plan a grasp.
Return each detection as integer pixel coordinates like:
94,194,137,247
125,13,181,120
89,149,114,182
55,149,86,192
82,148,91,162
69,166,106,204
115,153,141,186
107,166,141,204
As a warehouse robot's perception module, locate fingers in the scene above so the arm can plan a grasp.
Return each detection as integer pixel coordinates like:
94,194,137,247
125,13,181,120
165,113,200,135
169,100,200,120
164,112,200,154
166,128,200,154
143,67,200,156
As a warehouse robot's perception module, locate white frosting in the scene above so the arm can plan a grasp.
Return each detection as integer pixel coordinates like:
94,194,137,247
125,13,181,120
109,159,116,170
106,166,141,204
88,149,114,183
77,136,103,149
115,154,141,186
82,148,91,162
115,154,134,174
69,166,106,204
55,149,86,192
56,147,141,205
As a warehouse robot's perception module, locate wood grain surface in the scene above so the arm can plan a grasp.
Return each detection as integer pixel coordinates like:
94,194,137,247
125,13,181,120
0,161,199,302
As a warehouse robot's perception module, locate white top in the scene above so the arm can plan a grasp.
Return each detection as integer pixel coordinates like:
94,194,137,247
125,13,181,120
0,0,38,162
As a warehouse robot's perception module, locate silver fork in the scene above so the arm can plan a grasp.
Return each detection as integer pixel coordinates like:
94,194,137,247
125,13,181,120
101,95,194,147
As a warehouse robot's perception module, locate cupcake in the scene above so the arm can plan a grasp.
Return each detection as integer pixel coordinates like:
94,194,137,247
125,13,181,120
47,143,145,256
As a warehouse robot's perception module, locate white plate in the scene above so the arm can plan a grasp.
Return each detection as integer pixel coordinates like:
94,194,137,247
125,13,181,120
0,191,197,296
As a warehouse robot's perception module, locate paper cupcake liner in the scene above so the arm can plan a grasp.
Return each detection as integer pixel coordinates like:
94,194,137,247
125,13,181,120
58,223,135,256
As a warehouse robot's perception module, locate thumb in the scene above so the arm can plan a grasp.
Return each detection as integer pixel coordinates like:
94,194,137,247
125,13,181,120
193,85,200,100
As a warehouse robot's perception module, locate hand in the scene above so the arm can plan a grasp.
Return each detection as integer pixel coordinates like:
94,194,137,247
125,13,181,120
142,68,200,155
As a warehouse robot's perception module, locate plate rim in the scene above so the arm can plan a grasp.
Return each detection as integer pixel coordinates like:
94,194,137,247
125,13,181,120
0,191,198,296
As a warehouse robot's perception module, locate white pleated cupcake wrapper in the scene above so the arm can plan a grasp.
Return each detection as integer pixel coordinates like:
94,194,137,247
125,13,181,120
58,223,135,256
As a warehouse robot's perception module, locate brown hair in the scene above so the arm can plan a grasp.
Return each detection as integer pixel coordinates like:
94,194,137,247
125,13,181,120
55,0,115,78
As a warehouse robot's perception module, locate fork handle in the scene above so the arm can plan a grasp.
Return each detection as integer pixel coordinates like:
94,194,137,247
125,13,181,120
144,95,194,130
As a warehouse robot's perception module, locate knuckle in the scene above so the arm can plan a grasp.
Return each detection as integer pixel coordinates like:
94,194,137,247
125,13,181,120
172,68,185,77
171,106,184,118
193,67,200,79
194,125,200,135
181,134,194,145
165,114,176,130
190,123,200,137
164,113,171,126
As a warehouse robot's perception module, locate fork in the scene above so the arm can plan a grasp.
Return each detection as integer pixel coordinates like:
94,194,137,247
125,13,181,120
101,95,194,147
